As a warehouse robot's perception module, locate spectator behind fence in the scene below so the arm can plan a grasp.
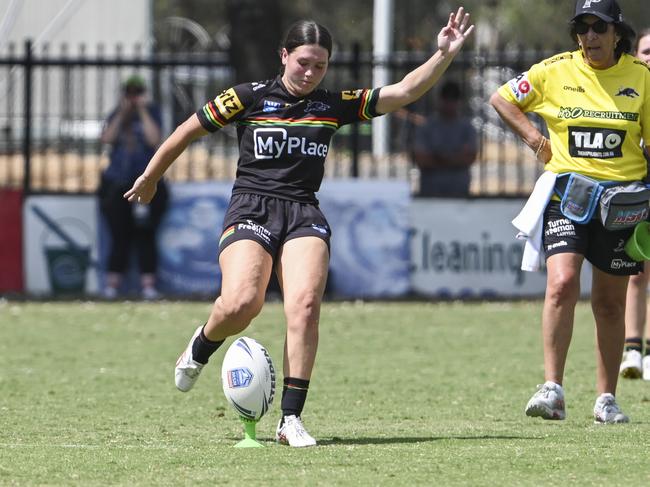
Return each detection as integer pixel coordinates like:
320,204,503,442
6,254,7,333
412,80,477,197
99,74,168,300
620,28,650,380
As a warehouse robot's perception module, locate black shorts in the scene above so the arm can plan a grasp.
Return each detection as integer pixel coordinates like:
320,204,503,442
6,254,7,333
218,193,331,261
543,201,641,276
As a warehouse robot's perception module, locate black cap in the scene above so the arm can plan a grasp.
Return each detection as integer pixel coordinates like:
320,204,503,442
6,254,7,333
571,0,623,23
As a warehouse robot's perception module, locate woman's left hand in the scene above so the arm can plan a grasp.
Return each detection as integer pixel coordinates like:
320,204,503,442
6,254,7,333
437,7,474,56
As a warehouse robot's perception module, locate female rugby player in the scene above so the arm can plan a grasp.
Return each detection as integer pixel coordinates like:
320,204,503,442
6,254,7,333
125,7,474,446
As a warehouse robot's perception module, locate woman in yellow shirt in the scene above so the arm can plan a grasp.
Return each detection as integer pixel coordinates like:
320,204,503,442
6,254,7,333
491,0,649,423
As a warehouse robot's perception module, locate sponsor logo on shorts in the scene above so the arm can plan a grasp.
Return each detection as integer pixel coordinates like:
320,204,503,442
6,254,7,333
546,240,568,251
238,219,272,245
215,88,244,119
614,239,626,253
253,128,329,159
568,126,625,159
545,219,575,237
311,224,329,235
611,259,637,270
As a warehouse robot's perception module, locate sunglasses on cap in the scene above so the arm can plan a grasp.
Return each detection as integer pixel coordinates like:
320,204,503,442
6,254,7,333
573,19,609,35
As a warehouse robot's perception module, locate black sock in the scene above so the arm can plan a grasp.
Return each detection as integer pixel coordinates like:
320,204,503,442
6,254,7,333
645,339,650,356
191,325,224,364
624,337,643,354
280,377,310,425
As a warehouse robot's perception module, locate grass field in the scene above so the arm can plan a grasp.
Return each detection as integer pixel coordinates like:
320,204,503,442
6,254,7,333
1,300,650,486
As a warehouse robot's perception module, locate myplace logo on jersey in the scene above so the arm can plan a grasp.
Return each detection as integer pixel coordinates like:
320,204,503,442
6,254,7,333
507,72,532,102
568,126,626,158
253,128,329,159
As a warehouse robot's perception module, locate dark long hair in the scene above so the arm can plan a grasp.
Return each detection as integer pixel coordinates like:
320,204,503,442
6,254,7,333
569,18,636,58
279,20,333,59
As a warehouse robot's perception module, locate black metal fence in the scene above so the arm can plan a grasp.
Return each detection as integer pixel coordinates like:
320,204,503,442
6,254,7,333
0,40,554,196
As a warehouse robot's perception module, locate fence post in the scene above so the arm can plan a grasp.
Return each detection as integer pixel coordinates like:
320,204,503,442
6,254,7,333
22,39,32,194
351,42,360,178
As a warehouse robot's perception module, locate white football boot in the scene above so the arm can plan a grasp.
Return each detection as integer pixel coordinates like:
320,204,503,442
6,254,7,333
175,326,205,392
643,355,650,381
524,381,566,420
593,393,629,424
276,415,317,447
619,349,643,379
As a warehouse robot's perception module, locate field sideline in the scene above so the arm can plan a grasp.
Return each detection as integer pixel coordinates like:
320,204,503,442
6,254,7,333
1,300,649,486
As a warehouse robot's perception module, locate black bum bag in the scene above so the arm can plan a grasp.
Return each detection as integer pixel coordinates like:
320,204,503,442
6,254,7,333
554,172,650,231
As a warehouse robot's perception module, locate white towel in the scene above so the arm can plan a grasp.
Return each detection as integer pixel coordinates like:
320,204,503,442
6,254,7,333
512,171,558,272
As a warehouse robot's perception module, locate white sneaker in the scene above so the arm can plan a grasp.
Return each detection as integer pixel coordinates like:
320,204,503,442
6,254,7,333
276,415,317,447
620,349,643,379
525,381,566,420
593,393,629,424
175,326,205,392
643,355,650,381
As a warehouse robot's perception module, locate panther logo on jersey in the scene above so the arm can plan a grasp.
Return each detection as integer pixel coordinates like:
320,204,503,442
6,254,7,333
304,100,330,113
615,87,639,98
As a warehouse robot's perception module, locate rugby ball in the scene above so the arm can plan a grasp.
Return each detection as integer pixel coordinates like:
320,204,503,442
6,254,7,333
221,337,276,421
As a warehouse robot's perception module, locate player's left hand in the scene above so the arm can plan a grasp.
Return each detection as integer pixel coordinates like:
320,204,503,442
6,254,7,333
437,7,474,56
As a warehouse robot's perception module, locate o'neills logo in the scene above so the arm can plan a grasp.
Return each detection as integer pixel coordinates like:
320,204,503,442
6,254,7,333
563,85,585,93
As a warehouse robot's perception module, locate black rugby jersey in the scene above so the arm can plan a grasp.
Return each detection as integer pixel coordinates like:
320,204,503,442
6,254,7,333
196,76,382,203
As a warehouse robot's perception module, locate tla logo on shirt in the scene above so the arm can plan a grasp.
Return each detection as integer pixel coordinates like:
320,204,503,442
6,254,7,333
568,126,626,159
253,128,329,159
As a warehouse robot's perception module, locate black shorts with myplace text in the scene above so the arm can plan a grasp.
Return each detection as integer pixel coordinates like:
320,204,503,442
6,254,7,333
218,193,331,260
543,201,641,276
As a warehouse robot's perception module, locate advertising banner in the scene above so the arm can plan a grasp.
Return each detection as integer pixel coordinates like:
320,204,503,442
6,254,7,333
319,180,411,298
156,182,232,296
410,199,592,298
0,189,23,292
23,196,100,295
156,180,411,298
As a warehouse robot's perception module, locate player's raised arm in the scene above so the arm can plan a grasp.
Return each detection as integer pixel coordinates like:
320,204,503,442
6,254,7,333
124,113,208,203
375,6,474,114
